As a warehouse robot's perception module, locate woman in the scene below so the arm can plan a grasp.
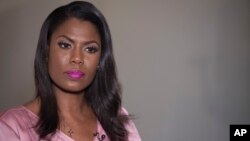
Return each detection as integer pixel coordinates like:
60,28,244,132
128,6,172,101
0,1,141,141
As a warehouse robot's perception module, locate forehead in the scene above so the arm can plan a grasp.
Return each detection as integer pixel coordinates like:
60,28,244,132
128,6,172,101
52,18,101,43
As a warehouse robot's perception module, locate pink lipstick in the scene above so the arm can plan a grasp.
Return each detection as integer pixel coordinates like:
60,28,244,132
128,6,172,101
66,70,85,80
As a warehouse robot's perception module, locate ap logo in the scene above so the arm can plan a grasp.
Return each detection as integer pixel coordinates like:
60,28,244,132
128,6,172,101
230,125,249,141
234,129,247,136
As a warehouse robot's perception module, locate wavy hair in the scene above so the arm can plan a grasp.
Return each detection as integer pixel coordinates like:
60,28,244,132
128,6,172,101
34,1,128,140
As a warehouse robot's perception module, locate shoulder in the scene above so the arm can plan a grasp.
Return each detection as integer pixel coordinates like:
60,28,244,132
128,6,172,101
120,106,129,115
0,106,24,125
0,106,27,117
0,106,33,125
120,107,142,141
0,106,25,140
0,106,37,140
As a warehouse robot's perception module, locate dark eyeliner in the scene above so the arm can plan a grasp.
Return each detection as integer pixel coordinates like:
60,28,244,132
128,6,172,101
86,46,98,53
57,41,71,49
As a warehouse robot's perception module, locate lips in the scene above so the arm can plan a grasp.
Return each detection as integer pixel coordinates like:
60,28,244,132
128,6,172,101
66,70,85,80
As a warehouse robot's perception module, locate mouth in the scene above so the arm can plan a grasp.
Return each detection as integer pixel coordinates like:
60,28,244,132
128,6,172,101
66,70,85,80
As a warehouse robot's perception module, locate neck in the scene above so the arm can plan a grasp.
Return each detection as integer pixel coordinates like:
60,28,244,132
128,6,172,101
53,87,93,119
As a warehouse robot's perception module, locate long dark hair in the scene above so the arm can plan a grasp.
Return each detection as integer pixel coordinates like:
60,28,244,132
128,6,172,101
34,1,128,140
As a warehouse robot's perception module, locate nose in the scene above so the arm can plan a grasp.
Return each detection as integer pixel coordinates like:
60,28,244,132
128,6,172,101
70,48,83,65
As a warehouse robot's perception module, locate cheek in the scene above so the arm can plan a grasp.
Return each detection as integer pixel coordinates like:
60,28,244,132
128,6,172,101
86,54,101,68
84,55,101,77
48,50,69,76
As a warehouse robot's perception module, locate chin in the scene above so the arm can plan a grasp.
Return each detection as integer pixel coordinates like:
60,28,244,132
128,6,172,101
61,87,85,94
53,83,86,94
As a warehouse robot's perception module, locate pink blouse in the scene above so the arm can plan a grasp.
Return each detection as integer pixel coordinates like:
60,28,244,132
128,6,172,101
0,106,141,141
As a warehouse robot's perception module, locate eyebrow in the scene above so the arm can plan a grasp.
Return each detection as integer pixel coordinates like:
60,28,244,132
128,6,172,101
57,35,101,47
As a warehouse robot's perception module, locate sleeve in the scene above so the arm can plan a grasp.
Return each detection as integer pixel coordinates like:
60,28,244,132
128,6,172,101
121,107,142,141
0,119,20,141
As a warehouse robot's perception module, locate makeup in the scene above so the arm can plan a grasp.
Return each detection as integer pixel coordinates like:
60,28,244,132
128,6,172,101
66,70,85,80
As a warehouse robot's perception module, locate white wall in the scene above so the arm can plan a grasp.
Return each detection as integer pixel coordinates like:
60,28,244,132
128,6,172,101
0,1,249,141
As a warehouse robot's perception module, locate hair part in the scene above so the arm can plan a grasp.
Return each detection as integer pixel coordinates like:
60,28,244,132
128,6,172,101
34,1,128,140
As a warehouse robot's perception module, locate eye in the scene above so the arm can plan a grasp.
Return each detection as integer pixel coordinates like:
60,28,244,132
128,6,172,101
57,41,71,49
85,46,99,53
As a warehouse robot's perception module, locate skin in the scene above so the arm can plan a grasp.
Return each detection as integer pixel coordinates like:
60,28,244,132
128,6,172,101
25,18,101,141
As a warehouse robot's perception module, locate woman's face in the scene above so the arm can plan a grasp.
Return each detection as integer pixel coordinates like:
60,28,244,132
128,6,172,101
48,18,101,93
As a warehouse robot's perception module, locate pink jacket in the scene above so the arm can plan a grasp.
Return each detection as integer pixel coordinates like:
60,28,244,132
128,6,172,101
0,106,141,141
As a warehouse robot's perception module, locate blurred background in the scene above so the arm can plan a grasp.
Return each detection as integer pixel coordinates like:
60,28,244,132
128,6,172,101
0,0,249,141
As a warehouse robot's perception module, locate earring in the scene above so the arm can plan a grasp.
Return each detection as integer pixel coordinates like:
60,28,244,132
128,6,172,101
96,65,100,70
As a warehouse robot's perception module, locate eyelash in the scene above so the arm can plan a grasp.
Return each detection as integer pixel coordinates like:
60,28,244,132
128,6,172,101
57,41,99,53
58,41,71,49
85,46,98,53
